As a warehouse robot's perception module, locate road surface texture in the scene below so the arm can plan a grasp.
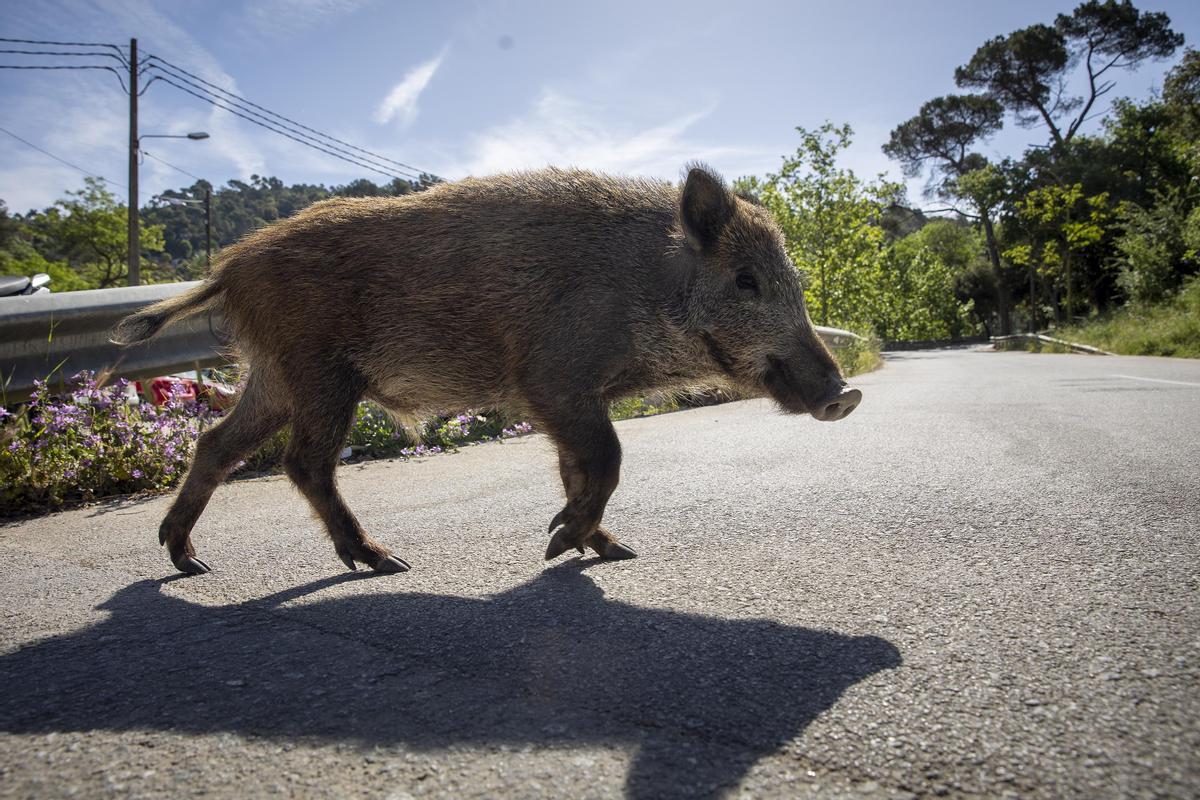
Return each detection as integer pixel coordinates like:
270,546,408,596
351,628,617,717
1,347,1198,799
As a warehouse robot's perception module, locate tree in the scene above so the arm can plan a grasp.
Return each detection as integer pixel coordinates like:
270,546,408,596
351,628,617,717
0,201,18,251
883,95,1005,187
751,123,899,332
1114,190,1198,305
28,178,165,289
885,222,979,339
956,1,1182,149
1009,183,1112,322
884,95,1011,330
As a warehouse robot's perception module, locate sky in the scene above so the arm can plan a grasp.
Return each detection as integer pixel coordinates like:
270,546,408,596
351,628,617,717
0,0,1196,214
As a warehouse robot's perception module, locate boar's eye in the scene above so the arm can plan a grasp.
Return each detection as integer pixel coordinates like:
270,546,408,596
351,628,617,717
735,270,759,295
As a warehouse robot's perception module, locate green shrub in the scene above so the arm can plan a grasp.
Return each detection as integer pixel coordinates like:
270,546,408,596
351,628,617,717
1,372,215,514
1057,276,1200,357
833,334,884,377
609,395,680,421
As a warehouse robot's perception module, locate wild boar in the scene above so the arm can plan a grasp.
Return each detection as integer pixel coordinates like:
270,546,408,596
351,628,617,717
113,165,861,576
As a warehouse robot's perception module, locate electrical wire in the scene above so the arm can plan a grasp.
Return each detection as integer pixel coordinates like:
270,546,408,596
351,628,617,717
152,74,419,183
142,149,203,182
1,39,440,185
0,48,125,60
147,66,422,181
0,63,128,93
0,37,128,67
143,53,438,180
0,124,125,189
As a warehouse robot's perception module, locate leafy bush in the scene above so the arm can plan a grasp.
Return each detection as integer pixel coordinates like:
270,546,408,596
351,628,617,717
833,334,884,377
1057,276,1200,357
1,372,215,514
609,395,680,421
0,372,537,515
1114,193,1196,306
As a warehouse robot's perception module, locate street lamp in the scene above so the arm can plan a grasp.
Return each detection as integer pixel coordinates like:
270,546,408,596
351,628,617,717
142,131,210,142
127,127,209,286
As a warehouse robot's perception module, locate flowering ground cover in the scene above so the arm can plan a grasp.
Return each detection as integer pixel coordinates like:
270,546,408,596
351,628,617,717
1,373,215,514
0,372,534,516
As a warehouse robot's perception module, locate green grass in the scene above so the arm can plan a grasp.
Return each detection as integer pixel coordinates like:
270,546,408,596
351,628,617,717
1056,277,1200,358
609,394,680,421
833,334,884,377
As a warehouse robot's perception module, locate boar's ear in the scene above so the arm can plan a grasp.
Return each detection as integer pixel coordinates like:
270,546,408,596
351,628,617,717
680,165,734,252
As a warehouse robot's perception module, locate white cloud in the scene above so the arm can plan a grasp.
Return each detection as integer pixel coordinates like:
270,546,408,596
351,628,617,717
444,90,745,179
374,50,446,127
239,0,374,40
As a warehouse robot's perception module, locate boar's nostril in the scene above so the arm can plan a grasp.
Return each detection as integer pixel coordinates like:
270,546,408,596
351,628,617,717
813,387,861,422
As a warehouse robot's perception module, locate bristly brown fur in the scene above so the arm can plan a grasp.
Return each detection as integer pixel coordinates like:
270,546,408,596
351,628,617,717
116,165,847,575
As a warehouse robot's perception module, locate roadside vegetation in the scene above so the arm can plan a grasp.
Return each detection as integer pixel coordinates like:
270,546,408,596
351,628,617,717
1055,276,1200,357
0,371,537,516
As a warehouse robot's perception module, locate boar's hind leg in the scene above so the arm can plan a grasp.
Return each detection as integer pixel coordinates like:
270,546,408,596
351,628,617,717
159,371,287,575
543,405,637,562
282,381,409,575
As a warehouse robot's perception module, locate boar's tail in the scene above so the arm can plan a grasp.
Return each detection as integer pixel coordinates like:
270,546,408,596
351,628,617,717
110,279,224,345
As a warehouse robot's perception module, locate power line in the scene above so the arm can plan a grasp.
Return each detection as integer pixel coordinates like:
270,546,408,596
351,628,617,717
0,124,125,189
142,149,203,182
143,53,438,180
1,37,441,187
0,48,125,60
152,74,420,183
147,66,423,181
0,63,129,93
0,37,128,67
0,36,125,48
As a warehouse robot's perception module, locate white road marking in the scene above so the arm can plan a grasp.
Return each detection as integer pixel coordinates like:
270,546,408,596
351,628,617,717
1113,374,1200,388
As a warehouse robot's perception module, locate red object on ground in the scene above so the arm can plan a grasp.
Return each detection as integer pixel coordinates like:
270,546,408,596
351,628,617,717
133,375,237,408
134,376,197,405
150,376,197,405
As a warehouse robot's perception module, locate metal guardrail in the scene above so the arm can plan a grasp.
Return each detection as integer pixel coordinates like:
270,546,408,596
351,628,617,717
1,283,861,404
813,326,863,350
0,282,229,404
991,333,1114,356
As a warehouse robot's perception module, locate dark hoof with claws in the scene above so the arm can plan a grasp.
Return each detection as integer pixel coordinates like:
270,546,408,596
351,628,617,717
593,539,638,560
173,556,211,575
544,528,579,561
373,555,411,574
339,553,358,572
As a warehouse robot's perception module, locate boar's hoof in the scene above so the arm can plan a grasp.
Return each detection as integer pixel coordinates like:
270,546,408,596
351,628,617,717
173,555,212,576
591,538,638,561
545,526,585,561
339,552,358,572
372,555,411,574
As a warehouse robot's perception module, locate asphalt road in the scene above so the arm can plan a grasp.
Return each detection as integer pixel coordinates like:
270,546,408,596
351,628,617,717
1,347,1198,799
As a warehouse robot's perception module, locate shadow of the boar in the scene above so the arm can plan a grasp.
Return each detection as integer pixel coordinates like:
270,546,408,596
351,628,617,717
0,562,900,797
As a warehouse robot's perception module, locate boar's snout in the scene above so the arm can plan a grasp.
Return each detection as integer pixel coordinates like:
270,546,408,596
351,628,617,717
810,385,862,422
763,354,862,421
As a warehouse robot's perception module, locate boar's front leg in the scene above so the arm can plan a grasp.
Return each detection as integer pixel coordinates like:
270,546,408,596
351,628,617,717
542,402,637,562
282,378,409,574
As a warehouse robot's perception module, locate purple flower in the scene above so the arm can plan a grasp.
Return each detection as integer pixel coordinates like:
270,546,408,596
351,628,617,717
131,469,143,479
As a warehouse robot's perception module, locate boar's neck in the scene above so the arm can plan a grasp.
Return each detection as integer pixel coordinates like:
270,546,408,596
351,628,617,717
602,243,727,399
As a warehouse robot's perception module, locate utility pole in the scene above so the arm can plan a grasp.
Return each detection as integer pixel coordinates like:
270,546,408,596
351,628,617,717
205,188,212,267
127,37,139,286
